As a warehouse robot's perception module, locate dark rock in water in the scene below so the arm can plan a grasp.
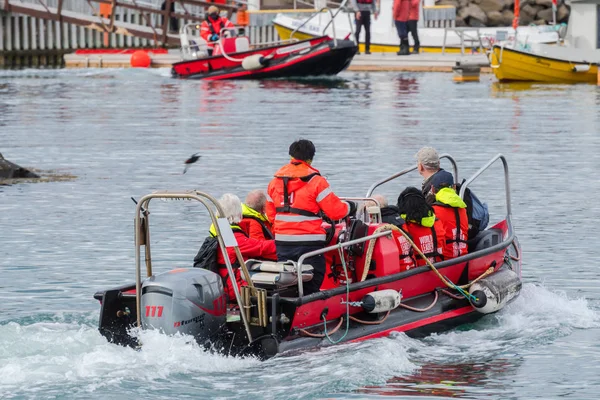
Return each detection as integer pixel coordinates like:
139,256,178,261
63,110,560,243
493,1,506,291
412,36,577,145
0,153,40,179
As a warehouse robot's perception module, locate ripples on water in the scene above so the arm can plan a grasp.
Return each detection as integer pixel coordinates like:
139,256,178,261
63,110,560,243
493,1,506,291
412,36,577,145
1,69,599,399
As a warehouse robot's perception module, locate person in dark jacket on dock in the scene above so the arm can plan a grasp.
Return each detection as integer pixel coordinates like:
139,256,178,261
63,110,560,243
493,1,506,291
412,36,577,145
351,0,380,54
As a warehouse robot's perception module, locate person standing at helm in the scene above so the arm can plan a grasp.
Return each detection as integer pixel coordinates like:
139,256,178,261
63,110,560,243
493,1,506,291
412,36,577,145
351,0,380,54
200,5,235,55
239,189,274,241
266,140,358,295
428,170,469,259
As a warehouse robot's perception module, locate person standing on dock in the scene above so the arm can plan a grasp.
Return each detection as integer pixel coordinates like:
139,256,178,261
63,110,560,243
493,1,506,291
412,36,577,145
408,0,421,54
393,0,410,55
351,0,380,54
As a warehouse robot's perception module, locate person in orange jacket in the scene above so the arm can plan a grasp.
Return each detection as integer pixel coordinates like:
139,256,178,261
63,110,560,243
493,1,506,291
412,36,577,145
213,194,277,300
408,0,420,54
200,5,235,55
427,170,469,259
397,187,446,266
393,0,410,55
266,139,357,295
239,189,274,241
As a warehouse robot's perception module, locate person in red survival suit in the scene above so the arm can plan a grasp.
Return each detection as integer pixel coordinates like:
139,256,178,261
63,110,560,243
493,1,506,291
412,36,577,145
265,139,358,295
239,189,274,241
397,187,446,267
200,5,235,55
427,169,469,259
213,193,277,300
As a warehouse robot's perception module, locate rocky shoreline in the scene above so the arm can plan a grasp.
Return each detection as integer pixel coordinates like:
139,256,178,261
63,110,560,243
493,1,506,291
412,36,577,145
436,0,570,27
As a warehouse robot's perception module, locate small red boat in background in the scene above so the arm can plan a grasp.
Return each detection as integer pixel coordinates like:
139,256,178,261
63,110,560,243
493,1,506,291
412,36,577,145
171,7,358,81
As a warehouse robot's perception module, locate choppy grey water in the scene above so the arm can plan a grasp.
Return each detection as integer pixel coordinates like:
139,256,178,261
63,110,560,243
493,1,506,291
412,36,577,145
1,68,600,399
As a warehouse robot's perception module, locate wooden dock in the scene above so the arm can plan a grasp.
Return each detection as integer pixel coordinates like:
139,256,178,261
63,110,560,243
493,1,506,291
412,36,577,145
63,51,492,72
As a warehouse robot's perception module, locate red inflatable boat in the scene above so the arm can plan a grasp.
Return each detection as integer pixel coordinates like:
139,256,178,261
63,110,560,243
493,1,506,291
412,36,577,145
94,154,522,359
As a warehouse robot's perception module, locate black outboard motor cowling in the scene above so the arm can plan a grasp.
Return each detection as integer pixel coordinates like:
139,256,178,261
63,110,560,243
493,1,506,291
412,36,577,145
140,268,226,341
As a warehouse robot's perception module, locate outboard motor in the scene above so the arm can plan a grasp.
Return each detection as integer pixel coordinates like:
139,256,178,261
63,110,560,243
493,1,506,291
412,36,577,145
469,268,522,314
141,268,226,342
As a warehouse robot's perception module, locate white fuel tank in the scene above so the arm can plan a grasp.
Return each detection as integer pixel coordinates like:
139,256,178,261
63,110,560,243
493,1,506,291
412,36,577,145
469,268,522,314
361,289,402,314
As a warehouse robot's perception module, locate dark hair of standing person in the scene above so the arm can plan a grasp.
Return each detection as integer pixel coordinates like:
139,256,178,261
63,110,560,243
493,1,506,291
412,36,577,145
289,139,316,162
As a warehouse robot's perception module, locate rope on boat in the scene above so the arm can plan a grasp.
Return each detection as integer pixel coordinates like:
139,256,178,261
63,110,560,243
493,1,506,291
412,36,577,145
362,224,495,292
349,310,391,325
398,290,439,312
510,241,521,261
322,247,352,344
440,289,465,300
298,317,344,338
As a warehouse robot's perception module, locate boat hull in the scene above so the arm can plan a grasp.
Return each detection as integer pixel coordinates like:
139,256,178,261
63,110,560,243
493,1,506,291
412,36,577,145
171,37,357,80
490,45,599,83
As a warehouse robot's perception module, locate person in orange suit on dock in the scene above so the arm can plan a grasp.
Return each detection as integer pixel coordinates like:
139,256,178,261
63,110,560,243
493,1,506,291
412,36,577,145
393,0,410,55
200,5,235,55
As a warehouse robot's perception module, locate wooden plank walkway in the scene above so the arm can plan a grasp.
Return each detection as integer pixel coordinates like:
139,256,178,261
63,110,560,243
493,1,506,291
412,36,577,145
2,0,180,45
64,51,492,72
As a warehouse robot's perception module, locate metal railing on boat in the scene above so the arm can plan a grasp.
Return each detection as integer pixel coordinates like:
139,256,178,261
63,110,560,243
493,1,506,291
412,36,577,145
132,190,257,344
289,0,356,47
366,154,459,197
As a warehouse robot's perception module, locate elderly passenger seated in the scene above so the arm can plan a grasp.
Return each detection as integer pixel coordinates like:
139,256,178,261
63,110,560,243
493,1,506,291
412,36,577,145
239,189,273,241
200,193,277,301
369,194,405,228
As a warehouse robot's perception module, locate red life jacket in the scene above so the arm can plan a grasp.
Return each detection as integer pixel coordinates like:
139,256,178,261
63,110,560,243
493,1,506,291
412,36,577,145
433,204,468,259
392,230,416,271
401,221,445,266
265,160,349,245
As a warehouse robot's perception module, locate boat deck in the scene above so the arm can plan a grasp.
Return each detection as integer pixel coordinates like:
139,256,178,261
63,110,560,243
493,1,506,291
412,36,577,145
64,51,492,72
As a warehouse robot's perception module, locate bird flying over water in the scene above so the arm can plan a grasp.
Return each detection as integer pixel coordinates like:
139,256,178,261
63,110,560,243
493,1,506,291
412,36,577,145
183,153,201,174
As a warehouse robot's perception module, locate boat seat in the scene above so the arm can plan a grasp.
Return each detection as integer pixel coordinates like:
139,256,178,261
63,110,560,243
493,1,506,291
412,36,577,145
241,260,313,288
469,228,503,253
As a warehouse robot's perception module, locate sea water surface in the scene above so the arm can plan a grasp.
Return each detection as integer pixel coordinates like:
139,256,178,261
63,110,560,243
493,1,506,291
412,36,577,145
1,69,599,399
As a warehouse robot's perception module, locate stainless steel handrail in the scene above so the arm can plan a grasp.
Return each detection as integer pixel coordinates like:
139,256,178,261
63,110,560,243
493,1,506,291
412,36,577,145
459,153,511,218
366,154,459,197
290,3,343,47
133,190,253,344
296,229,393,297
321,0,355,44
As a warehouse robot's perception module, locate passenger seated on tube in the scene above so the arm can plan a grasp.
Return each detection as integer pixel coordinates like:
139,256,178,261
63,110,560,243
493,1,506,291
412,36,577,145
209,193,277,301
425,170,469,260
396,187,446,267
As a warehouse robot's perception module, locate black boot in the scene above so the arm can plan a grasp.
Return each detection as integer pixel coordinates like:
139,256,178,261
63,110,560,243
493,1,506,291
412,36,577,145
411,46,420,54
398,39,409,56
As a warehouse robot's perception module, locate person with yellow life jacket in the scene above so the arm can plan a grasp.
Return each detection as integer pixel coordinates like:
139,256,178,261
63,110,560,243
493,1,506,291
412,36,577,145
201,194,276,301
427,170,469,259
239,189,273,241
265,140,357,295
200,6,235,55
397,187,446,267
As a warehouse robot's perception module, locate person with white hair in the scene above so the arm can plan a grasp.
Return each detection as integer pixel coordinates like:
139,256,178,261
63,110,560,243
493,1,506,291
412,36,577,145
370,194,404,228
239,189,273,241
208,193,276,300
